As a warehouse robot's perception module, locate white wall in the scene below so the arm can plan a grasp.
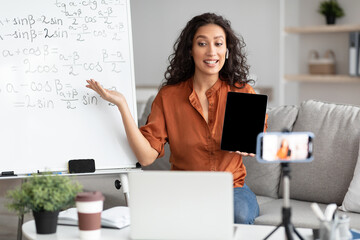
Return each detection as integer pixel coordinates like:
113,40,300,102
131,0,280,107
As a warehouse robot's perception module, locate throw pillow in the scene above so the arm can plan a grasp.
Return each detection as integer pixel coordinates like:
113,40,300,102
283,100,360,205
340,141,360,213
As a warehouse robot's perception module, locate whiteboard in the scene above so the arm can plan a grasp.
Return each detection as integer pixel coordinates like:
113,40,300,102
0,0,137,174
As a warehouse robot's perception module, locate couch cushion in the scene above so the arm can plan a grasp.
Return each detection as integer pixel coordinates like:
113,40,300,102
138,95,155,127
255,199,327,229
142,144,171,170
255,199,360,230
266,105,300,132
244,105,299,198
256,195,277,206
285,100,360,205
340,140,360,213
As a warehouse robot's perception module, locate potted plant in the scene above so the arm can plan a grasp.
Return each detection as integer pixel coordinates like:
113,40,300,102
6,172,82,234
318,0,345,25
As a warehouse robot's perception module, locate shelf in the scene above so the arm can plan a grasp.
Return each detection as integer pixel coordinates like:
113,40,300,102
284,24,360,34
284,74,360,83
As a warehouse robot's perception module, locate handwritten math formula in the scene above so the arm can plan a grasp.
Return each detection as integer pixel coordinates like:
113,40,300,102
0,0,132,111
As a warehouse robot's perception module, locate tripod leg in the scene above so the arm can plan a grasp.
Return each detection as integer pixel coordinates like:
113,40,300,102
284,223,294,240
263,223,282,240
264,163,305,240
293,227,304,240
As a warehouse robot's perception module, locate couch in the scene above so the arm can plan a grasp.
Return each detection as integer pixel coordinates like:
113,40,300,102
140,97,360,230
2,98,360,239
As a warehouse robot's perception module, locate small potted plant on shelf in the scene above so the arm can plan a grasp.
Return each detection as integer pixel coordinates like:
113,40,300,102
318,0,345,25
6,172,82,234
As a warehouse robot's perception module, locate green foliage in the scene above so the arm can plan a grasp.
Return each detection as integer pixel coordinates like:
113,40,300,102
318,0,345,18
6,173,82,215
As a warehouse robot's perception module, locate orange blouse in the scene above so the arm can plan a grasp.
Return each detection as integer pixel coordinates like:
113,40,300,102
139,78,267,187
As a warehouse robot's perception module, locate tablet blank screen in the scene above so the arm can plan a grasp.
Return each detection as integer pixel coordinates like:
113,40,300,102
220,92,268,153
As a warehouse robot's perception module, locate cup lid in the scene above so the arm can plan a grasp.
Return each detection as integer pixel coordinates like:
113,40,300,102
76,191,105,202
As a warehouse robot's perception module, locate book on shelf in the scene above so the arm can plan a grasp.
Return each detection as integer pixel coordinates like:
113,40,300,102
58,206,130,229
349,31,360,76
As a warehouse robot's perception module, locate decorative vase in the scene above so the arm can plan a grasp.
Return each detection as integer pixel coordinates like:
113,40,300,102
32,210,59,234
326,15,336,25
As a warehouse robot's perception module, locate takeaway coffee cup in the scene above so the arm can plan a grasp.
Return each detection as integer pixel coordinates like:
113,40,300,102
75,191,105,239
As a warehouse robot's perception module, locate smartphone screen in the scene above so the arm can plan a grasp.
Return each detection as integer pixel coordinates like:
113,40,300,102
256,132,314,163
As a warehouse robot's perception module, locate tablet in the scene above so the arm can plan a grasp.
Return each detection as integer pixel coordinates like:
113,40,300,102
220,92,268,153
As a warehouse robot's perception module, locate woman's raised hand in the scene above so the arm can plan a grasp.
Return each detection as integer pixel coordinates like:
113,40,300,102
86,79,125,107
86,78,158,165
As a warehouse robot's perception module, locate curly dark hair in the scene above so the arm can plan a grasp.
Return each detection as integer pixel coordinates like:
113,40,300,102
162,13,253,88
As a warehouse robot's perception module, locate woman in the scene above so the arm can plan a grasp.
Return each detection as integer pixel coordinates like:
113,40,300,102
86,13,266,224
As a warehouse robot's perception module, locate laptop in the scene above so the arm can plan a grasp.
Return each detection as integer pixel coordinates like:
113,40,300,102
221,92,268,154
128,171,234,240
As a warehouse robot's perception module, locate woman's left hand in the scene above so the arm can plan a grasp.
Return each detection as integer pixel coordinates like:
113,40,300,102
235,151,256,157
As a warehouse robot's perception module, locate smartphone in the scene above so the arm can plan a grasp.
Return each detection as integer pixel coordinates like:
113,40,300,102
256,132,314,163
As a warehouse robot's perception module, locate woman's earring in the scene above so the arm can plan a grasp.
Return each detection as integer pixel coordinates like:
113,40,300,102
225,49,229,59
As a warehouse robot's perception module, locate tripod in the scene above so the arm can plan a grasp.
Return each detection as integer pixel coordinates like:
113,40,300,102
263,163,304,240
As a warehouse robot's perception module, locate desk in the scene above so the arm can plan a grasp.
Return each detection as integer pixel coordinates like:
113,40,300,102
23,220,314,240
